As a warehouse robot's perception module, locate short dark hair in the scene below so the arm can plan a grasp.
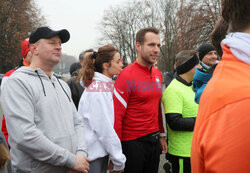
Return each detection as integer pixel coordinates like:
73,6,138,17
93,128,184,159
69,62,81,76
211,18,229,57
136,27,159,44
79,49,94,62
222,0,250,32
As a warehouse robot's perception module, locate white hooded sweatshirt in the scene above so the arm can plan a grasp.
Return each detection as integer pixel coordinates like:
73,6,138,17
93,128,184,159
78,72,126,171
1,66,87,173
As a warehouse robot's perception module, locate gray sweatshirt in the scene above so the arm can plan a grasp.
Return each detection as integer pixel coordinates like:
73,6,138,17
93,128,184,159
0,66,87,173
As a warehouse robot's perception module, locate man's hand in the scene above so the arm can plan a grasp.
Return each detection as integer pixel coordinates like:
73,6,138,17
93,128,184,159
0,143,10,168
108,160,114,171
108,161,124,173
160,137,168,154
72,155,90,173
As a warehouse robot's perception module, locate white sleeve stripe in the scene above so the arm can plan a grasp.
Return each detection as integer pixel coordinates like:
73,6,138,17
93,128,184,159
114,88,127,109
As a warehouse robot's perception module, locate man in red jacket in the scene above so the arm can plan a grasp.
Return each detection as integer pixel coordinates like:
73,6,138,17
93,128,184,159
113,27,167,173
1,38,32,144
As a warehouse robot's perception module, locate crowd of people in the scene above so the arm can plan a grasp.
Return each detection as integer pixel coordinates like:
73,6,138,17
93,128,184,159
0,0,250,173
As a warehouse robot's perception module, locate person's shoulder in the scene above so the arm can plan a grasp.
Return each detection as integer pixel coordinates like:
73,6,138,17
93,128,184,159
166,79,182,92
116,63,135,79
121,63,135,73
66,77,77,85
152,66,161,73
152,66,162,77
58,77,68,86
3,69,15,77
5,67,28,82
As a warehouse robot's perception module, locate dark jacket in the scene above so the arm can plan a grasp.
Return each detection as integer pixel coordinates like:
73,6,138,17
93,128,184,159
67,76,84,109
164,70,177,88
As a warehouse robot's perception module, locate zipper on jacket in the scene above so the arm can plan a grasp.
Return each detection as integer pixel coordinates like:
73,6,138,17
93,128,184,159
150,66,152,79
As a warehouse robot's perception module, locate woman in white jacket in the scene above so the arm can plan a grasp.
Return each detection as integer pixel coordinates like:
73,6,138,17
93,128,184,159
78,45,125,173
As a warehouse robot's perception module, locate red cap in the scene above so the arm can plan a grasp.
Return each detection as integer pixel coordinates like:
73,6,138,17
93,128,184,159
21,38,30,59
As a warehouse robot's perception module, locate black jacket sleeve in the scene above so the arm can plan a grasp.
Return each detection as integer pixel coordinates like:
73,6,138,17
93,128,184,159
165,113,196,131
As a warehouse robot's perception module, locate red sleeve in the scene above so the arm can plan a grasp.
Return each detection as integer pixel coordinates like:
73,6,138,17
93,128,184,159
113,72,131,139
2,116,9,145
158,102,165,133
4,69,15,77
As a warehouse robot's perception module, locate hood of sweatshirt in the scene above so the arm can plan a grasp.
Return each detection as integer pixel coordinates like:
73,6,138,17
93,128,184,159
16,66,53,78
222,32,250,65
13,66,70,99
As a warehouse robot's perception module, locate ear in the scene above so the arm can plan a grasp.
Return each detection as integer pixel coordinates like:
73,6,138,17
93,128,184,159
135,42,141,50
80,61,84,67
102,62,109,70
29,44,39,55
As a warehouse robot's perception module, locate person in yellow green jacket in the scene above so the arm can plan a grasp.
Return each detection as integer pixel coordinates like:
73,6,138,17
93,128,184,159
162,50,200,173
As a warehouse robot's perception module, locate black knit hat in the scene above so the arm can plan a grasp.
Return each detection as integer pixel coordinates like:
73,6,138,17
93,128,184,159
198,43,215,61
29,27,70,44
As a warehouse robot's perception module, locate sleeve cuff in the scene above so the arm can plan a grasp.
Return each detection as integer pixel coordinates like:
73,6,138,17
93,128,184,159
160,133,166,137
76,150,88,157
65,152,76,169
113,163,125,171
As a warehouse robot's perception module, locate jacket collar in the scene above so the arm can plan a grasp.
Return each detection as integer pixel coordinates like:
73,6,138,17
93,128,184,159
176,75,192,86
134,61,153,73
222,32,250,65
93,72,112,83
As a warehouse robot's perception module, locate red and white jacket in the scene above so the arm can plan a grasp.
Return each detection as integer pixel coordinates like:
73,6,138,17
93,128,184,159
113,61,165,141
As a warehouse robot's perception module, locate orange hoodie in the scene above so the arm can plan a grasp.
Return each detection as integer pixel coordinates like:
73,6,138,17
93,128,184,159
191,45,250,173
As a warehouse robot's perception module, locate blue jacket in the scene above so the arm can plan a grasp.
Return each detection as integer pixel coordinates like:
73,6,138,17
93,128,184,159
193,68,212,104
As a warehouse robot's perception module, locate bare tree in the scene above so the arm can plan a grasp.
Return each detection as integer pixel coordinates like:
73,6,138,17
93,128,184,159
175,0,221,51
99,0,164,63
151,0,179,72
98,0,221,72
0,0,45,73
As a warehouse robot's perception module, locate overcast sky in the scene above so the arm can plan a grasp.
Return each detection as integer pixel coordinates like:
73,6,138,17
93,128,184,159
35,0,128,58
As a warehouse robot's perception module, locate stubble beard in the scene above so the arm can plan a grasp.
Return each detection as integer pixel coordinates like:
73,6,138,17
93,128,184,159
141,54,156,66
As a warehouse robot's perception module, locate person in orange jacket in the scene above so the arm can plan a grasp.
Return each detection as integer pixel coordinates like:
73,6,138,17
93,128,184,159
1,38,32,145
191,0,250,172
